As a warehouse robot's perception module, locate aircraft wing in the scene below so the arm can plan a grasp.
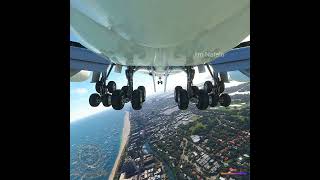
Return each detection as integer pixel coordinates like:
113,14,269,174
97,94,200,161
208,41,250,77
70,41,112,73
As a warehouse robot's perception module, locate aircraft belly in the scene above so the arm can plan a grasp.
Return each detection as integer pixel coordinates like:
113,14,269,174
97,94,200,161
70,0,249,66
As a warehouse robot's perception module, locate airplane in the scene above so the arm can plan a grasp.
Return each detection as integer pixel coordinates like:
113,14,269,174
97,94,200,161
70,0,250,111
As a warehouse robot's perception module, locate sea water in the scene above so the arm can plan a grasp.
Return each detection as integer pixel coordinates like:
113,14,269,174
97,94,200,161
70,109,126,180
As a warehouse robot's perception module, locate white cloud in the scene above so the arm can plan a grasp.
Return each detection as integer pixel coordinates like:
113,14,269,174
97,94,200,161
72,88,88,95
225,80,245,88
70,105,110,123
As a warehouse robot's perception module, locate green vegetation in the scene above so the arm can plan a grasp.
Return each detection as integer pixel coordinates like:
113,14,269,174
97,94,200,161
189,121,206,135
191,114,201,121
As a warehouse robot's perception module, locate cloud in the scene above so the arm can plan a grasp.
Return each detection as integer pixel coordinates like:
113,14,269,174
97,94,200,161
72,88,88,95
70,105,109,123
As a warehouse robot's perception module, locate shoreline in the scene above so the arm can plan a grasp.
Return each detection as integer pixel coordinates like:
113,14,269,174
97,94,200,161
108,111,130,180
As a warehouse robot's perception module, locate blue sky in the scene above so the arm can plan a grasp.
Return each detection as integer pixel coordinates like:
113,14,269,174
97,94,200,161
70,33,250,122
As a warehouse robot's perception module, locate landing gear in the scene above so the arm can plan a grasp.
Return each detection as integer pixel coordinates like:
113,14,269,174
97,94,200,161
158,77,163,84
204,81,213,93
131,89,143,110
95,81,104,94
89,66,146,110
89,66,115,107
101,94,111,107
138,86,146,102
89,93,101,107
209,94,219,107
111,90,124,110
174,65,231,110
174,67,195,110
90,79,113,107
121,86,129,99
196,90,209,110
174,86,182,103
90,75,112,107
219,93,231,107
110,66,146,110
123,67,146,110
177,89,189,110
107,81,116,93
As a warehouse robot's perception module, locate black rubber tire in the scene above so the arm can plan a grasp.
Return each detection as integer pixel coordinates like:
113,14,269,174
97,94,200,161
107,81,117,93
111,90,124,110
89,93,101,107
196,90,209,110
101,94,111,107
178,89,189,110
131,89,142,110
191,86,199,97
204,81,214,93
138,86,146,102
209,94,219,107
121,86,129,98
95,81,103,93
174,86,183,103
219,93,231,107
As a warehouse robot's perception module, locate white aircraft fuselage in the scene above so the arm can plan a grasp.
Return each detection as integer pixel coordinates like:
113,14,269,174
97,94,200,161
70,0,250,67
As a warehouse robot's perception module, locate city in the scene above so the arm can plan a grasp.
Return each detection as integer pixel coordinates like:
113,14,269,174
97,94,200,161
115,82,250,180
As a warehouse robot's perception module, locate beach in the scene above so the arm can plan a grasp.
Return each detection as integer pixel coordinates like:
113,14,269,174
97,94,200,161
109,111,131,180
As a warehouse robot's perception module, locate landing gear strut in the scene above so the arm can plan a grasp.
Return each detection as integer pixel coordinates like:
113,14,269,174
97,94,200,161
174,65,231,110
89,66,146,110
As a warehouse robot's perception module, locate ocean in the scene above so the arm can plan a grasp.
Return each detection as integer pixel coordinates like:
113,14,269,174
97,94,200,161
70,108,127,180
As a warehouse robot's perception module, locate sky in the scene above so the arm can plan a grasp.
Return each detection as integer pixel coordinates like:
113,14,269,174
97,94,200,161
70,33,250,123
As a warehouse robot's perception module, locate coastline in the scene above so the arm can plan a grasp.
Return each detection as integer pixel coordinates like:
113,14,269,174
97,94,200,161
108,111,130,180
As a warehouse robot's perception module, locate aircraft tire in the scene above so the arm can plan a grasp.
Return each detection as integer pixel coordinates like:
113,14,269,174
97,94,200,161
138,86,146,102
204,81,213,93
219,93,231,107
107,81,117,93
111,90,124,110
196,90,209,110
174,86,183,103
95,81,103,93
101,94,111,107
178,89,189,110
131,89,142,110
209,94,219,107
89,93,101,107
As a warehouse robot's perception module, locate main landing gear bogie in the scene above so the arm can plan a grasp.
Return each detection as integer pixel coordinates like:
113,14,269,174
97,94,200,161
174,66,232,110
89,66,146,110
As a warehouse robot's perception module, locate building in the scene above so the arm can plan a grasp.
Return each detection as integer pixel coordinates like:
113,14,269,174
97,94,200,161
190,135,201,143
